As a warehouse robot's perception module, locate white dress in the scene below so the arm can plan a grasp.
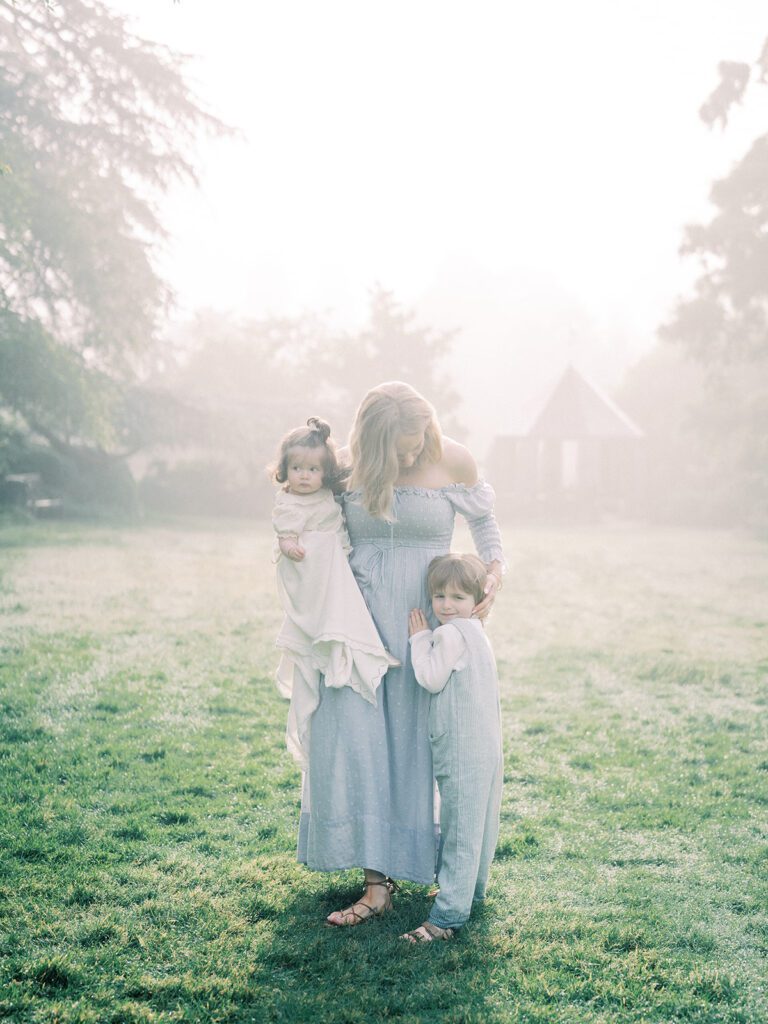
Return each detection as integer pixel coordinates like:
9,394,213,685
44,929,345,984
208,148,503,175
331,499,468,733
272,487,392,768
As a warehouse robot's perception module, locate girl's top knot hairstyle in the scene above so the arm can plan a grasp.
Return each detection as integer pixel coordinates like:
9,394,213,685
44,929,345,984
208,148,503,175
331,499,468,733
271,417,342,489
306,416,331,444
348,381,442,520
427,553,487,605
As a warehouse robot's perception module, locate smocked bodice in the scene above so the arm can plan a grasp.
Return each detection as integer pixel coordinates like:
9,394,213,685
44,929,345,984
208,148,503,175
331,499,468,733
340,481,505,566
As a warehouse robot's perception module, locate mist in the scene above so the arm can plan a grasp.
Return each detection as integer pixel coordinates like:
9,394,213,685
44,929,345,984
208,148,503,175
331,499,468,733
2,0,766,527
93,0,765,530
2,5,767,1015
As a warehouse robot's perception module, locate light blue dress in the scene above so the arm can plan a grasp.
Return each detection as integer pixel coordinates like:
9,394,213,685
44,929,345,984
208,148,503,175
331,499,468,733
296,481,505,884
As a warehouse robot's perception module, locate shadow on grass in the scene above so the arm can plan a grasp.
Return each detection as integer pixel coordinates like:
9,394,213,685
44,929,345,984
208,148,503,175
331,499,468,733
249,876,509,1024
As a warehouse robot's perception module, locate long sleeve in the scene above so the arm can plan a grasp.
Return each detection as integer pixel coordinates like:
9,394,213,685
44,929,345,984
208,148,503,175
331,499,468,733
409,625,467,694
272,493,308,537
273,488,348,544
446,481,506,570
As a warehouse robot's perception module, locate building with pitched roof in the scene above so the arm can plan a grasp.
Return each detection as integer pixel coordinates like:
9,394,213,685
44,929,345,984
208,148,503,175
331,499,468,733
486,365,646,518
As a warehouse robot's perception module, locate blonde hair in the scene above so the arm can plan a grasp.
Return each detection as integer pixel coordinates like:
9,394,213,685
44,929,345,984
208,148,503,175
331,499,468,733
427,553,487,605
348,381,442,519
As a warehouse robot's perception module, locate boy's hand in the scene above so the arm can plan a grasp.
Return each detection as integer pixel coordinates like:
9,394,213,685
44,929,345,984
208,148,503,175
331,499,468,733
279,536,305,562
409,609,430,636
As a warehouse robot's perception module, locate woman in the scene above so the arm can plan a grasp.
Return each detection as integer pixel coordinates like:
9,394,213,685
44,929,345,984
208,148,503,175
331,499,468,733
296,381,506,925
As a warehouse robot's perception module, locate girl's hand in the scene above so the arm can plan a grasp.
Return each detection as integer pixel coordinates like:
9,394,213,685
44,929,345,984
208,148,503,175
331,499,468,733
472,570,501,621
409,609,430,636
279,535,305,561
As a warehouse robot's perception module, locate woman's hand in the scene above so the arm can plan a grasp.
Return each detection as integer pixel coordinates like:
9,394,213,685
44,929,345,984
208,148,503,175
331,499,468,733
409,609,430,636
472,568,502,621
279,535,306,561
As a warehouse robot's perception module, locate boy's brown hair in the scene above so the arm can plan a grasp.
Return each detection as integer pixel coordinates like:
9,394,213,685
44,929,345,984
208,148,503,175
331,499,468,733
426,553,487,605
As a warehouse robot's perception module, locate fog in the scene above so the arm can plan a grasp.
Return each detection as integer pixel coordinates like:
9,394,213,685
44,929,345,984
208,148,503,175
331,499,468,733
2,1,765,526
3,10,767,1012
107,0,766,455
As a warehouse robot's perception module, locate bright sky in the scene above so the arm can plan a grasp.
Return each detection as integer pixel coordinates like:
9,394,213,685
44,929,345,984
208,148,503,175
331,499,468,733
110,0,767,443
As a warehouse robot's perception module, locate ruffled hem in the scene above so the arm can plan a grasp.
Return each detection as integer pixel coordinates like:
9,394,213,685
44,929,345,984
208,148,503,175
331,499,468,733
275,634,391,694
481,545,506,565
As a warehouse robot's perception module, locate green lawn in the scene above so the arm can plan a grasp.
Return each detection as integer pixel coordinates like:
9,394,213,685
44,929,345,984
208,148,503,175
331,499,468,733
0,518,766,1024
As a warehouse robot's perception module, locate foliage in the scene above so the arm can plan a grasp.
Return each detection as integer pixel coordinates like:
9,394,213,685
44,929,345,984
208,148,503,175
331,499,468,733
676,35,768,366
637,35,768,526
0,312,118,448
0,0,223,510
140,308,331,517
616,347,736,525
316,285,465,438
141,290,464,516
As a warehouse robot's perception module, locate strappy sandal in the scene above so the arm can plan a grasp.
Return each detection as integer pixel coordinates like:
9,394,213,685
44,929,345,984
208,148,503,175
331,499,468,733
401,921,455,943
326,877,398,927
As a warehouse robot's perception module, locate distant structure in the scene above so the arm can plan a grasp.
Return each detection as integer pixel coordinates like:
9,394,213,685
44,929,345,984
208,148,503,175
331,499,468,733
486,365,645,518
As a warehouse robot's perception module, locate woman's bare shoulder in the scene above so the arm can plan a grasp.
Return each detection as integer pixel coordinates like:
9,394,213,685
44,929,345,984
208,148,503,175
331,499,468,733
441,437,478,486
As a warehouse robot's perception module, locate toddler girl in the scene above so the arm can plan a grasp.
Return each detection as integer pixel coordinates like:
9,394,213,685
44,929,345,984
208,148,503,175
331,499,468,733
271,417,395,768
404,552,503,941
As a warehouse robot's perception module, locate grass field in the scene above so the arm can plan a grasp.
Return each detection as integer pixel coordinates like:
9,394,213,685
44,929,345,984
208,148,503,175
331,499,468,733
0,518,766,1024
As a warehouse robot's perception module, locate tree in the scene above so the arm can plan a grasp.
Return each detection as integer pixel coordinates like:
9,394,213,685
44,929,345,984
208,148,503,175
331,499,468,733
663,39,768,364
143,308,332,516
318,285,465,439
139,292,464,517
655,35,768,526
0,0,224,511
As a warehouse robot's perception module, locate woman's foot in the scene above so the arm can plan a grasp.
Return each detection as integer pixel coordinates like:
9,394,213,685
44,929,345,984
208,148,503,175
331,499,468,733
401,921,455,942
326,877,395,926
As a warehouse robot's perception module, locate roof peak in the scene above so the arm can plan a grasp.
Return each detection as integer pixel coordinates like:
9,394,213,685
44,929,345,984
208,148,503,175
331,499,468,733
527,365,643,439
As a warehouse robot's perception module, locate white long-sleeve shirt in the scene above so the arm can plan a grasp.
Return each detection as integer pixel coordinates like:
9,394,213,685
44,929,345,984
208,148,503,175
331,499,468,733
409,624,471,694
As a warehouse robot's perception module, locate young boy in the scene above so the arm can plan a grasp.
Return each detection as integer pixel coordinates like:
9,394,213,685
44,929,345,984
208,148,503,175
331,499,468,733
403,553,504,942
